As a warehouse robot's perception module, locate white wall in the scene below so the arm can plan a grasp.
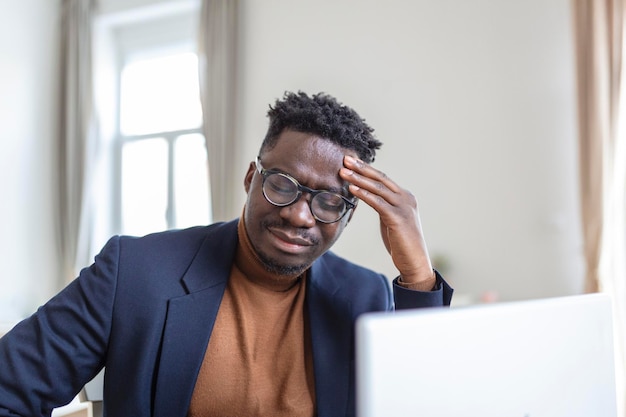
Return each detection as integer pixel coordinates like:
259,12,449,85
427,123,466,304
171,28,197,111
236,0,583,302
0,0,61,321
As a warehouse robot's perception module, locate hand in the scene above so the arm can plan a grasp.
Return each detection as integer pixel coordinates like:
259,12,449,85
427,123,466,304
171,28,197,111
340,155,435,290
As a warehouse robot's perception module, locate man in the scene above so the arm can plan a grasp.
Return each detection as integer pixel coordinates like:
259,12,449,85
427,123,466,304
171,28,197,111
0,91,453,417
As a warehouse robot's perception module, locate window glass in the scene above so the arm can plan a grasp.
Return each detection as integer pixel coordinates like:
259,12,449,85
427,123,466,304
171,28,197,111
174,133,211,228
120,52,202,135
121,138,168,235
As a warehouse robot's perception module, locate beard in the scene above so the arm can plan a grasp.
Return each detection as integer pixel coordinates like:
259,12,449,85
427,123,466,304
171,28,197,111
254,219,321,277
256,251,311,277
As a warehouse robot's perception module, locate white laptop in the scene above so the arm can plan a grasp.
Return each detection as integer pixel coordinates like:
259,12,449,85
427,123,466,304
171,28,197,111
356,293,617,417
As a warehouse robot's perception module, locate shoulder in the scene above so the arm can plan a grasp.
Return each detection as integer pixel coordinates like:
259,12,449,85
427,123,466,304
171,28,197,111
96,220,238,289
311,251,392,309
109,220,237,262
316,251,386,281
117,221,234,252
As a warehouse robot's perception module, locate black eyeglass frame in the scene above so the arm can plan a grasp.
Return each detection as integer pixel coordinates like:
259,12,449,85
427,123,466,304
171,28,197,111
255,157,357,224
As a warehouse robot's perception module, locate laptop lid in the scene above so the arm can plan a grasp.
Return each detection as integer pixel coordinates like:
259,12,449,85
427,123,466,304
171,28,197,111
356,293,617,417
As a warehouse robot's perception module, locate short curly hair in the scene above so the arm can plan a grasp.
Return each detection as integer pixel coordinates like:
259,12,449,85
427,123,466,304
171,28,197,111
259,91,382,163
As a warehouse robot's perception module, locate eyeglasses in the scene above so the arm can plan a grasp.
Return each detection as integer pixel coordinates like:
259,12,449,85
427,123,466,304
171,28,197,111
256,157,356,224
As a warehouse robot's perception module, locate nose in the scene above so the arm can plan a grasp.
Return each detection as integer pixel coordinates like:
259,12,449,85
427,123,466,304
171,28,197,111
279,195,316,228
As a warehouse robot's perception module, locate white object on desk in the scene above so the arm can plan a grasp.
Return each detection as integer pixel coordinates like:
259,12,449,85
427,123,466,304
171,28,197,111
356,293,617,417
51,396,93,417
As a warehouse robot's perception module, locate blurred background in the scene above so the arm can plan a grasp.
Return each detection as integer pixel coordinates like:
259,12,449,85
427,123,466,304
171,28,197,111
0,0,583,321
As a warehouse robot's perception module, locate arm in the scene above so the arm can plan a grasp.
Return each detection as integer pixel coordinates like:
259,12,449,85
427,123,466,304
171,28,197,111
340,155,453,306
0,238,119,417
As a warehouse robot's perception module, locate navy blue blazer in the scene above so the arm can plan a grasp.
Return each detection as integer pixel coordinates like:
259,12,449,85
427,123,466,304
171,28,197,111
0,219,452,417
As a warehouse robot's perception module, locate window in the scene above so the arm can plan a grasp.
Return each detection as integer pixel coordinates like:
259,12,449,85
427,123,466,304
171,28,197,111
118,51,210,236
97,5,211,237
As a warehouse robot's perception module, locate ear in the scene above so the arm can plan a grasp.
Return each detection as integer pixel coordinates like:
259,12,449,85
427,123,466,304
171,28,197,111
243,161,256,193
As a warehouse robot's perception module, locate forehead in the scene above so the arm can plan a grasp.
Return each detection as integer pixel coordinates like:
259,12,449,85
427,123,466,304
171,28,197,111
259,130,359,193
260,130,357,181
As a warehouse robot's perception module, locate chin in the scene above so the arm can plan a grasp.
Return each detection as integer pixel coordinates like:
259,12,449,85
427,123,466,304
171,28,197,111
258,251,311,276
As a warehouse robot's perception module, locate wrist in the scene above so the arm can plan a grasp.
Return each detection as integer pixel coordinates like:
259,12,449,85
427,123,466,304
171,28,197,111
398,270,437,291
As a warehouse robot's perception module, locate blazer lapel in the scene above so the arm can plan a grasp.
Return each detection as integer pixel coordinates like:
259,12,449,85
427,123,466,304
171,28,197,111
153,221,238,417
307,257,354,417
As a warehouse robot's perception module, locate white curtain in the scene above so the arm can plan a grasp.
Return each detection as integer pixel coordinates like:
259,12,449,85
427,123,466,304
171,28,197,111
198,0,240,222
572,1,626,415
58,0,97,284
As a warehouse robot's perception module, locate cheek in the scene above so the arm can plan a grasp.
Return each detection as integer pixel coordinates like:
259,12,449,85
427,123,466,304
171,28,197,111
243,195,264,239
245,183,272,221
320,222,347,248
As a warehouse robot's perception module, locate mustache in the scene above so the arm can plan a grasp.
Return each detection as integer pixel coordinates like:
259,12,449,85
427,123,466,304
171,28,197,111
261,220,321,246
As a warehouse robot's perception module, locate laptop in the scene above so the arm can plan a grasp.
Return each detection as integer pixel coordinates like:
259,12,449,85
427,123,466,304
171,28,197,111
356,293,617,417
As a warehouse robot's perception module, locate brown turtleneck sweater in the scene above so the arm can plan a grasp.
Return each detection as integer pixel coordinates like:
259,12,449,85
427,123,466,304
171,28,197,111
187,219,316,417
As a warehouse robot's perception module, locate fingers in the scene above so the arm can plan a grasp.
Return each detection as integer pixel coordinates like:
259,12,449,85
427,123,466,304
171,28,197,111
340,155,416,217
341,156,434,284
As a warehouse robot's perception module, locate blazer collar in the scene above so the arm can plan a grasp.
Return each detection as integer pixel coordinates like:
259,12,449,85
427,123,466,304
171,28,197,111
153,220,238,417
180,220,239,293
308,255,354,417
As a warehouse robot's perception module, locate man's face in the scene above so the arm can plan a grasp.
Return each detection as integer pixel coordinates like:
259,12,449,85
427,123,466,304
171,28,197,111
243,130,358,276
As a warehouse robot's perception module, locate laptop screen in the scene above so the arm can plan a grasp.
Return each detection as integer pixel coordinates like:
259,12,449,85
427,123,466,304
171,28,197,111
356,294,617,417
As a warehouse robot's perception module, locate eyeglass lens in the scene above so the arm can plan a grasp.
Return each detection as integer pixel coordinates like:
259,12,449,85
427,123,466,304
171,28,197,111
263,172,348,222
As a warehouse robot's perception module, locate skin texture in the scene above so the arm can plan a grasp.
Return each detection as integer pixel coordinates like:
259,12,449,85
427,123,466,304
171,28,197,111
244,129,435,290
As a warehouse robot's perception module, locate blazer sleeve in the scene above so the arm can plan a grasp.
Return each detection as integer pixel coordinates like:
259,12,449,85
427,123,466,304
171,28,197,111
392,270,453,309
0,236,121,417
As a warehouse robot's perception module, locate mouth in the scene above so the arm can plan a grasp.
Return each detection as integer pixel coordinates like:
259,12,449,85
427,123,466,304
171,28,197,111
267,226,315,254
